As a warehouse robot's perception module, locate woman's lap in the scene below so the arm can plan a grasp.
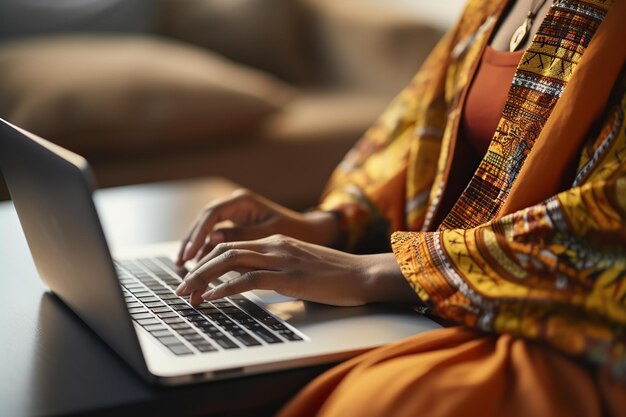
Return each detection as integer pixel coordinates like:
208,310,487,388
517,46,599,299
278,327,626,417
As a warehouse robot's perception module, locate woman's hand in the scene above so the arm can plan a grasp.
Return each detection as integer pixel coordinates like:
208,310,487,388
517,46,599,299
176,189,340,266
175,234,421,307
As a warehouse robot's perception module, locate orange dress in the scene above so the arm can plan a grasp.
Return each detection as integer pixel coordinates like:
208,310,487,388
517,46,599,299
278,327,626,417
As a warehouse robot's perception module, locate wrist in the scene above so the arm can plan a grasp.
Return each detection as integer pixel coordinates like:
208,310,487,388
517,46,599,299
361,253,423,305
301,210,342,247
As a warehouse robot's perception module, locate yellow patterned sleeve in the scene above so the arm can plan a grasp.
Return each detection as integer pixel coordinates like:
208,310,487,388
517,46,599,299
391,172,626,375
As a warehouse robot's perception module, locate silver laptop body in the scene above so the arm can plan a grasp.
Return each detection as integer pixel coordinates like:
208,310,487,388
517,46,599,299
0,118,440,385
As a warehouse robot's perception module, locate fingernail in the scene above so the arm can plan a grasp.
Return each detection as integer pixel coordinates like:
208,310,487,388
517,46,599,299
182,242,193,260
175,281,188,295
201,289,215,300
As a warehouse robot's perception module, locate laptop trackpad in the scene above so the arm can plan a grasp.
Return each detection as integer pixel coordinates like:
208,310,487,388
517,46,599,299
250,289,425,329
251,290,298,304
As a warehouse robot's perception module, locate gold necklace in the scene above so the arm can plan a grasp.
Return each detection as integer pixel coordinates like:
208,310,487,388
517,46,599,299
509,0,549,52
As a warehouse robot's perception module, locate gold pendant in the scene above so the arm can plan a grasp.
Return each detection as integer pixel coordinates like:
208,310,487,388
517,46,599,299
509,17,532,52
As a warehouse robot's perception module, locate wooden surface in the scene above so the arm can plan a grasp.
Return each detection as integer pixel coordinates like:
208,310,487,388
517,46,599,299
0,178,332,417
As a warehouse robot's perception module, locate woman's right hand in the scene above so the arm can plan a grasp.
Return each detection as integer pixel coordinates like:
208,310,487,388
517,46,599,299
176,189,340,266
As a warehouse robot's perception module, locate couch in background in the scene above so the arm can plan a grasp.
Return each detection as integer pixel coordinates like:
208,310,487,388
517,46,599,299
0,0,459,208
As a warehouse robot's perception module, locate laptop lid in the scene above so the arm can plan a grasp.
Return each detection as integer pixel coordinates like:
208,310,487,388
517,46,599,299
0,118,151,381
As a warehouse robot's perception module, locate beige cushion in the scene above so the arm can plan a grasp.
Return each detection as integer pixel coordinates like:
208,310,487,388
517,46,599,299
0,35,294,154
259,91,388,144
157,0,315,85
302,0,443,95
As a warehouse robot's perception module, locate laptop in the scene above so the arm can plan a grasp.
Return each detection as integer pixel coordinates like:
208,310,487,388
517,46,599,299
0,117,440,385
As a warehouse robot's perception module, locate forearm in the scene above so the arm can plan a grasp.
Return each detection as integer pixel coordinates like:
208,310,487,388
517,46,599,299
299,210,342,248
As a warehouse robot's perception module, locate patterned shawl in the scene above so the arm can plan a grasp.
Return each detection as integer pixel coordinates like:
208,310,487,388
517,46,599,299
319,0,626,378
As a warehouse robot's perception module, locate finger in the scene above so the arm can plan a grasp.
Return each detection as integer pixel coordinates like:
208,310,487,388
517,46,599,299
185,236,288,292
177,205,218,266
176,237,191,267
176,213,204,266
194,230,225,262
175,248,278,296
194,223,278,261
181,190,267,264
189,289,204,306
187,266,261,306
201,271,283,301
177,236,204,267
179,209,221,264
194,236,283,268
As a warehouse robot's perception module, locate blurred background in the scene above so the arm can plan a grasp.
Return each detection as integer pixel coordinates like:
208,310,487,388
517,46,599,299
0,0,464,209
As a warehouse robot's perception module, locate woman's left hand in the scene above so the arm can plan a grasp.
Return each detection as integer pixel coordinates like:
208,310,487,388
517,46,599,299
174,234,421,307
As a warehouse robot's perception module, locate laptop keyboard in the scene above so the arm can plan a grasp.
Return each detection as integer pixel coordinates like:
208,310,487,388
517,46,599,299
115,257,304,356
